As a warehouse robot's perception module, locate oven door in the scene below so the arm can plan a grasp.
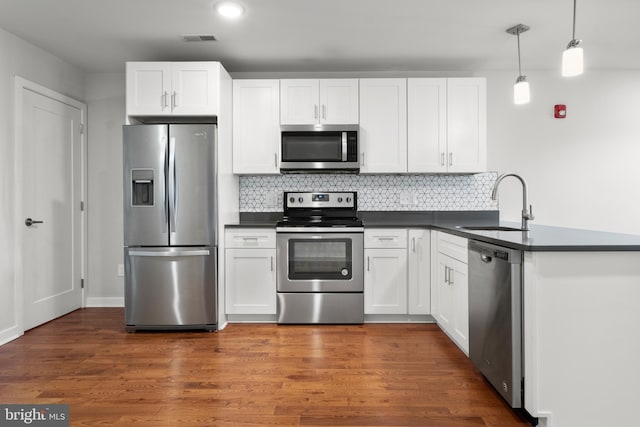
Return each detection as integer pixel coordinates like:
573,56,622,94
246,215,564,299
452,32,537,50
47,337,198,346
276,230,364,292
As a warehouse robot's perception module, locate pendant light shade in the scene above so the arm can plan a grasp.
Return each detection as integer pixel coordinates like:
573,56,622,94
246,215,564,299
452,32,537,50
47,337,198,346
562,41,584,77
506,24,531,105
514,76,530,105
562,0,584,76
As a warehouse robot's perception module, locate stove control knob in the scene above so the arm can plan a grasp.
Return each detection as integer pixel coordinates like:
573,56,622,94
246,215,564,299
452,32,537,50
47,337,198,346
346,197,352,203
298,197,304,203
289,197,295,203
337,197,343,203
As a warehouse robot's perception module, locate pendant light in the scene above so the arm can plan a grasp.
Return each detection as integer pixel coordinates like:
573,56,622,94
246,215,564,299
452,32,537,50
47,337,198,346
562,0,583,76
506,24,530,105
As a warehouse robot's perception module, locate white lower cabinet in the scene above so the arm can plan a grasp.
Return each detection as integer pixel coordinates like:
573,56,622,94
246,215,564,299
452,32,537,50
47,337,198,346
364,229,430,317
365,248,408,314
432,231,469,353
225,229,276,315
408,229,431,314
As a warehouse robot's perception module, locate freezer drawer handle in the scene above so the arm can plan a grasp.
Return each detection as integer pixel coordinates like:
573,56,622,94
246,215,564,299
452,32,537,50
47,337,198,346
129,250,210,257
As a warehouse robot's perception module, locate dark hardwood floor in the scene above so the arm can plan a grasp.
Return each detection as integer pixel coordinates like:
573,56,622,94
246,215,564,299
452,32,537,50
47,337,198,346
0,308,530,426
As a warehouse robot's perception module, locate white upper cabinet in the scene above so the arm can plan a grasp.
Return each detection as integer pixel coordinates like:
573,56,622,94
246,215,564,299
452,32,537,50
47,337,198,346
407,78,447,172
446,78,487,173
232,80,280,174
359,78,407,173
126,62,220,117
408,77,486,173
280,79,359,125
319,79,359,124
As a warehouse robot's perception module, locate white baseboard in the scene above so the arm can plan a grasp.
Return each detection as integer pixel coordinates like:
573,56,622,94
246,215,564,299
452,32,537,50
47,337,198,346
85,297,124,307
0,325,22,346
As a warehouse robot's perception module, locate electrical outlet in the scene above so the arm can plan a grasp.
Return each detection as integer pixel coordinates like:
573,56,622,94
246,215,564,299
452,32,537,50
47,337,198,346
265,190,278,209
117,264,125,277
399,191,416,206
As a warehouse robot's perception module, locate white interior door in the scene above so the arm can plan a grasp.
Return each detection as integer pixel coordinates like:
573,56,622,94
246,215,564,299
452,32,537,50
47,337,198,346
20,85,84,330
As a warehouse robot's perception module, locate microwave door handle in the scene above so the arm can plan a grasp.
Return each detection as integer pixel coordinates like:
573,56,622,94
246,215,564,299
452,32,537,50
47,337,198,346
342,132,347,161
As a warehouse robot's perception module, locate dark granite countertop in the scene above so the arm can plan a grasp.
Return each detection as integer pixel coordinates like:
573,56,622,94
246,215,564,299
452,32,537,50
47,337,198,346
225,212,281,228
227,211,640,251
436,223,640,252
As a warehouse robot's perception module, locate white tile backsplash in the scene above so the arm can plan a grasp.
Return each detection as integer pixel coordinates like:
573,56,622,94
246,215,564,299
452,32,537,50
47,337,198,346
240,172,498,212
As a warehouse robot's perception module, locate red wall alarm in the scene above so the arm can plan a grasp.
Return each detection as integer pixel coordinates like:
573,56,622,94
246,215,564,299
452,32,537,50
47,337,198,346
554,104,567,119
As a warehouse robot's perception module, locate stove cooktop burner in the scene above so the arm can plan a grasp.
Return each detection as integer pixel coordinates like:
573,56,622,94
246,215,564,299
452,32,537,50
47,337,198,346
278,191,362,228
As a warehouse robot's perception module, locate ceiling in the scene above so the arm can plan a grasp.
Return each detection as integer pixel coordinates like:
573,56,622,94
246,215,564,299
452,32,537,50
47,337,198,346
0,0,638,74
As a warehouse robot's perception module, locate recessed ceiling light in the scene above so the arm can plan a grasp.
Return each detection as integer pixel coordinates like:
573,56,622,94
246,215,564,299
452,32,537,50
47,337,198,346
215,1,244,19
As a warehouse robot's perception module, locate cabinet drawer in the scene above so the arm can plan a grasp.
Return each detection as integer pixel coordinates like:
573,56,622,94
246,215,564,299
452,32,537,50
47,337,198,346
365,229,407,248
436,231,468,263
225,228,276,249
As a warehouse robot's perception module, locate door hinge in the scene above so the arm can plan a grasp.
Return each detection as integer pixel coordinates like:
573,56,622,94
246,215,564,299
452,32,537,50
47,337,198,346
80,201,85,211
79,123,84,134
81,278,85,289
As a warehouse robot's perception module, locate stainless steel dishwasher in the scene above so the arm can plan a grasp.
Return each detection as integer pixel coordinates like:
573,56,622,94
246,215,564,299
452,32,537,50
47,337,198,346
468,240,523,408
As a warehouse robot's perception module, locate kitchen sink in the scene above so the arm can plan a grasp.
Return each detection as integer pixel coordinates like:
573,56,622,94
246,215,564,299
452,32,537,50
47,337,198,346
459,225,524,232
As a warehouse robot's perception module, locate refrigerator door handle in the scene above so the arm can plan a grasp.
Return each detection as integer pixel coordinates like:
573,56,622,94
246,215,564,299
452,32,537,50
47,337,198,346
129,250,211,257
168,137,177,235
162,136,169,233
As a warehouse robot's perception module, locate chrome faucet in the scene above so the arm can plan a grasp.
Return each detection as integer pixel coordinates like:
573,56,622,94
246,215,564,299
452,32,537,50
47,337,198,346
491,173,534,231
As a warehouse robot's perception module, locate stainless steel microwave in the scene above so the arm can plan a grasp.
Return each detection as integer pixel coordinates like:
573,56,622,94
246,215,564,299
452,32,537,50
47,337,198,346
280,125,359,173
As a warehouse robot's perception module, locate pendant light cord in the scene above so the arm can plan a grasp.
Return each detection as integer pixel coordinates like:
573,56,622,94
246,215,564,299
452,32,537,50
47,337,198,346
517,30,522,76
572,0,577,40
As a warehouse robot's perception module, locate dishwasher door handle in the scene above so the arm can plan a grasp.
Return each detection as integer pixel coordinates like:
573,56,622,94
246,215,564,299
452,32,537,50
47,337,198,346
481,254,493,263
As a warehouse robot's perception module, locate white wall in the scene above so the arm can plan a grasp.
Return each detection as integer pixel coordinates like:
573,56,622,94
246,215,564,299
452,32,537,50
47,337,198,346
0,27,85,344
485,70,640,235
85,73,126,306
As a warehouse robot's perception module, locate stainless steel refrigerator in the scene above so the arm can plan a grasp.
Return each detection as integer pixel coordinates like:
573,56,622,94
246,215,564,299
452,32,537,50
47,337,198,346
123,124,217,331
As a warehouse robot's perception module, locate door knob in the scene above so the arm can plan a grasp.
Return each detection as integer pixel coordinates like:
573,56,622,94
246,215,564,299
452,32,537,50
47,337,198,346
25,218,44,227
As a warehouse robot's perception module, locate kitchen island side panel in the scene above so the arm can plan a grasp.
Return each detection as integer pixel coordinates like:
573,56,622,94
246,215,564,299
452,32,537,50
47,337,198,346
523,251,640,427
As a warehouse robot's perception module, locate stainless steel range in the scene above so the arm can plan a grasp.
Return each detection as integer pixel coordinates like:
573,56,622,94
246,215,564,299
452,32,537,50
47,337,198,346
276,191,364,324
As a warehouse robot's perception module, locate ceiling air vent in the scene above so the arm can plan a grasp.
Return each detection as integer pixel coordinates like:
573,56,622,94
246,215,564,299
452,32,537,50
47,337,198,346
182,35,217,42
